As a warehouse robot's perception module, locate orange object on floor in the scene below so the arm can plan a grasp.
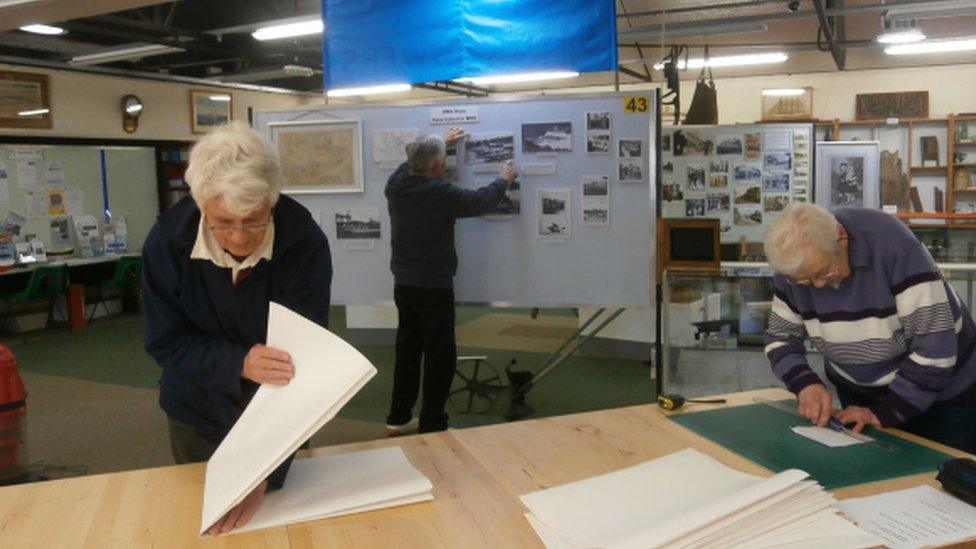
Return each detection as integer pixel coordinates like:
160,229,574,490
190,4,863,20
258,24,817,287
68,283,86,331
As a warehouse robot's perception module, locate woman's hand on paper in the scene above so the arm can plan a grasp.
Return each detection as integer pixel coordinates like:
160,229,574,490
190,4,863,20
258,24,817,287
834,406,881,433
242,344,294,385
206,480,268,535
797,384,834,427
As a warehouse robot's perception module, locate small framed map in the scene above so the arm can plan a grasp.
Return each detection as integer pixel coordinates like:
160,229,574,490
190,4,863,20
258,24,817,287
269,119,364,194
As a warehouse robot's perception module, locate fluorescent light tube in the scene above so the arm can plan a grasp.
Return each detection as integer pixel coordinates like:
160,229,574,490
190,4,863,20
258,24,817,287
877,29,926,44
885,37,976,55
653,52,788,70
208,94,231,102
453,71,580,85
326,83,411,97
70,44,184,65
251,19,323,41
762,88,806,96
18,108,49,116
19,24,66,35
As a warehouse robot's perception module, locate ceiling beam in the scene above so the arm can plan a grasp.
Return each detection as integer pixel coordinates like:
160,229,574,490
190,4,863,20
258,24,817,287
0,0,171,32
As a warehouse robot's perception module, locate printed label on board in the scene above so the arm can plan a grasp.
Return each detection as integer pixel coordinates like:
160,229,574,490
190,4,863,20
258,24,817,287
430,106,479,125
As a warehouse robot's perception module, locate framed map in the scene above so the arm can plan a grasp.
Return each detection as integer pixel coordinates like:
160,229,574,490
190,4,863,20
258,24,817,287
269,119,364,194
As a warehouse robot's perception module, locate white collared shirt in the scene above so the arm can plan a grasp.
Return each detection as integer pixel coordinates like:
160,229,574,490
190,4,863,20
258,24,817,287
190,218,275,282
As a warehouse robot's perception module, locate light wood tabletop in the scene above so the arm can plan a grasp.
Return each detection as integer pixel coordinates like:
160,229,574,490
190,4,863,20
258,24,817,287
0,387,969,548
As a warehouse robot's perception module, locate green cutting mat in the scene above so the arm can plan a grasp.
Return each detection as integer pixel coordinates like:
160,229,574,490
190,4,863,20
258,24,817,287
670,401,953,489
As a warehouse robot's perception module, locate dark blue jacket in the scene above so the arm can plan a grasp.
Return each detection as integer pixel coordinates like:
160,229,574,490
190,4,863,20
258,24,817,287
385,162,507,287
142,195,332,488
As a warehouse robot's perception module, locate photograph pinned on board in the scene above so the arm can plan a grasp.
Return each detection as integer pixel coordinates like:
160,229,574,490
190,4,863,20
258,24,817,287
537,189,571,239
618,160,643,183
764,152,792,171
709,174,729,188
581,198,610,226
672,129,714,156
464,132,515,164
734,185,762,205
685,198,705,217
480,179,521,217
663,161,674,173
687,165,706,191
582,175,610,197
522,122,573,153
662,133,672,154
707,193,731,213
335,208,381,240
587,132,611,154
586,111,611,131
733,163,762,183
763,172,790,193
709,160,730,173
764,194,791,213
734,205,763,226
617,139,643,158
663,181,684,202
716,135,744,155
744,133,762,158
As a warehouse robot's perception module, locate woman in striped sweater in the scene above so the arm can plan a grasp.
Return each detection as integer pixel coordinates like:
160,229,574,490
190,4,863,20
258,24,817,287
763,202,976,452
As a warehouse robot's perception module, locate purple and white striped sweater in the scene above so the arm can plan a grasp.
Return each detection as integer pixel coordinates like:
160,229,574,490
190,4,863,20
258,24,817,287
765,208,976,427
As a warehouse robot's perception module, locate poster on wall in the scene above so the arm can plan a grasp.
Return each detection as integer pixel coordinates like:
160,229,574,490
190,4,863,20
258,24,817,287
814,141,881,210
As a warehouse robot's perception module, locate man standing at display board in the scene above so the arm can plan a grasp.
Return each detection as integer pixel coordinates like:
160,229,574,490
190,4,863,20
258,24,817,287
385,128,518,435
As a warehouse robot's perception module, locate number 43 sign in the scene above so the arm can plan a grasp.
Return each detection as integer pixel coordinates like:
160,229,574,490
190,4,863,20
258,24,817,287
623,96,650,114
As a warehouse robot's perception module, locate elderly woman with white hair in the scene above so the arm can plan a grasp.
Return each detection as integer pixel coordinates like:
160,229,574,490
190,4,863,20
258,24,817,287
763,202,976,452
142,121,332,533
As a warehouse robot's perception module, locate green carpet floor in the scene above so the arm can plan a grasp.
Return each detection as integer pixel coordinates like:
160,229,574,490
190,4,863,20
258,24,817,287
9,308,654,431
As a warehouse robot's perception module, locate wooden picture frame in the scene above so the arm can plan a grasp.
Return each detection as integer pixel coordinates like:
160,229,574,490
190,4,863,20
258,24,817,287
0,70,52,129
656,217,721,285
268,118,365,194
761,87,813,121
189,89,232,133
855,91,928,121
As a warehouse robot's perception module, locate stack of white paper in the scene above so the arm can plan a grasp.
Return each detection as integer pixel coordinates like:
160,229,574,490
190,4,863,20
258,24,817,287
234,446,433,534
201,302,382,535
520,448,882,549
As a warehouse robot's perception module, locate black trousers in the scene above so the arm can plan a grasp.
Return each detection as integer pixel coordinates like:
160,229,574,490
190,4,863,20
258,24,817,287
387,284,457,433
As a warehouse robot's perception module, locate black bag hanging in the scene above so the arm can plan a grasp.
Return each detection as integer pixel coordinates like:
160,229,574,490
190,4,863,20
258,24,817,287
684,46,718,124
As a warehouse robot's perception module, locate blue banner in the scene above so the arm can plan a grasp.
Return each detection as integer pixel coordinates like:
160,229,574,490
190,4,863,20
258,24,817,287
322,0,617,90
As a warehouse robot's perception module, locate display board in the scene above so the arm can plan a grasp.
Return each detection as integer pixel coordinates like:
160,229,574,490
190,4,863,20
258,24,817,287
254,92,656,306
0,145,158,252
659,123,813,243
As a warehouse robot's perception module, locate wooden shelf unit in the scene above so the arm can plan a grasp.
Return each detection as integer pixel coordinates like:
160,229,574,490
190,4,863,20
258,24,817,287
948,115,976,223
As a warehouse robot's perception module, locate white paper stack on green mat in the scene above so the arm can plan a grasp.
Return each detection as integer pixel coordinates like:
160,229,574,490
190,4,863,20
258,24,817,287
201,303,432,536
520,448,882,548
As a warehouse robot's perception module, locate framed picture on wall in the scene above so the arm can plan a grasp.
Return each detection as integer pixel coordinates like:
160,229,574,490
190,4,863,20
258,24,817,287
189,90,232,133
761,87,813,121
268,118,364,194
814,141,881,210
0,70,51,129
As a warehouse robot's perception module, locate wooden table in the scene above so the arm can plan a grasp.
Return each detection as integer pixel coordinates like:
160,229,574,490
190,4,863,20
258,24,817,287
0,388,969,547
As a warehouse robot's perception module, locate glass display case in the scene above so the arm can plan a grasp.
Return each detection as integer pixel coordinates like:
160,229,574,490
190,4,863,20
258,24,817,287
661,262,976,399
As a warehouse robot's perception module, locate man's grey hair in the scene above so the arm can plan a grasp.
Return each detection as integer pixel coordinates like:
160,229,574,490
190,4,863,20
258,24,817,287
406,134,446,174
184,121,282,216
764,202,840,275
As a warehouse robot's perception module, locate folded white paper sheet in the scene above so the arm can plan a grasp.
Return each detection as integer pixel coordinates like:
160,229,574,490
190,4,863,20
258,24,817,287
234,446,433,534
201,302,378,534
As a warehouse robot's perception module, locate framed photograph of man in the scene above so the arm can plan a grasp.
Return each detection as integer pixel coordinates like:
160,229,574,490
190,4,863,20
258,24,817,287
814,141,880,210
